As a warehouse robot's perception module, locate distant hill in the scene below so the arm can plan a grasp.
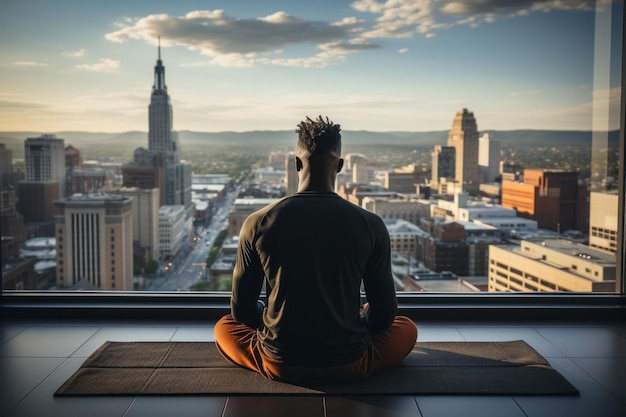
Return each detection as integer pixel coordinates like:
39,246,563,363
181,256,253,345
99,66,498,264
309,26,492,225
0,129,618,159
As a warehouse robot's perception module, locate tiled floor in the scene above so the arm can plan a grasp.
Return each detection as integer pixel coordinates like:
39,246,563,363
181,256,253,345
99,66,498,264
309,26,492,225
1,320,625,417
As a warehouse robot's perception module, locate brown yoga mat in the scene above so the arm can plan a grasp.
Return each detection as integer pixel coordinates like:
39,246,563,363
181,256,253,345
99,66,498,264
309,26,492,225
55,340,578,396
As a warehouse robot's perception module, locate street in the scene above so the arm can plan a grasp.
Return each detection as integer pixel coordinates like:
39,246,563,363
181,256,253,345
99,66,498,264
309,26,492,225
144,184,240,291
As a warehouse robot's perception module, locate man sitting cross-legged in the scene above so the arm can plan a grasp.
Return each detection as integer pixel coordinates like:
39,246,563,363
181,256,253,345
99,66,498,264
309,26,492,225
214,115,417,384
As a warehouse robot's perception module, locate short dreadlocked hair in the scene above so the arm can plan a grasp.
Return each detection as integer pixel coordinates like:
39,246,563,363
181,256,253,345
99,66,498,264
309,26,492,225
295,115,341,158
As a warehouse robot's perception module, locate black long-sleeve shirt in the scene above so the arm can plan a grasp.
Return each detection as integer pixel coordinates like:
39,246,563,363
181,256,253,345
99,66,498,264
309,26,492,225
231,192,398,366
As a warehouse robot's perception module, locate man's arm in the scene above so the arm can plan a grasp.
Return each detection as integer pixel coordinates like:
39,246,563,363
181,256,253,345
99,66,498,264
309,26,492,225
361,216,398,333
230,216,266,329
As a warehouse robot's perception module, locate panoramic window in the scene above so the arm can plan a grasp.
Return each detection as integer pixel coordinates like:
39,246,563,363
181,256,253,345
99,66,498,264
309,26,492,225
0,0,623,294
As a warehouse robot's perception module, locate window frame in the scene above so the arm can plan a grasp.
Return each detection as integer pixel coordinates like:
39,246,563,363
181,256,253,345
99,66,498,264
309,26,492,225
1,291,625,322
1,2,625,322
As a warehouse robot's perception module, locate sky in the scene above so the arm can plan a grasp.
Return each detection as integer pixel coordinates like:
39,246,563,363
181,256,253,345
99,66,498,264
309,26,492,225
0,0,621,133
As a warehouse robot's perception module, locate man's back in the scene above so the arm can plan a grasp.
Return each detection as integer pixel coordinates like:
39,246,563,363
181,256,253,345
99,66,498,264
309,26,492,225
232,191,397,366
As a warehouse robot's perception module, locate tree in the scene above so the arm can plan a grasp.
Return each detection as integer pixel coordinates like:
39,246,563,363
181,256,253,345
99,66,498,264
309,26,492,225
145,260,159,274
206,229,228,267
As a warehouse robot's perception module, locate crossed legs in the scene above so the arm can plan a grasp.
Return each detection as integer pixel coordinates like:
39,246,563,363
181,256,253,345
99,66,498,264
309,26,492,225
214,314,417,384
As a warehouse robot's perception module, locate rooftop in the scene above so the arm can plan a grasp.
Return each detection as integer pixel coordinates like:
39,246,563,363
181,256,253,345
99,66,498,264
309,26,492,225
525,239,616,266
63,192,129,202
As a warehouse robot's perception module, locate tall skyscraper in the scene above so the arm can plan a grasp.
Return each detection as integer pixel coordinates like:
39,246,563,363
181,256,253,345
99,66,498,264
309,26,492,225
149,42,177,159
478,133,501,183
447,109,480,194
125,40,192,210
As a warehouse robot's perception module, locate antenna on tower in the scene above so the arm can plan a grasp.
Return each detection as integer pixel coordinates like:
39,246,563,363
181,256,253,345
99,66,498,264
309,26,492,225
158,35,161,60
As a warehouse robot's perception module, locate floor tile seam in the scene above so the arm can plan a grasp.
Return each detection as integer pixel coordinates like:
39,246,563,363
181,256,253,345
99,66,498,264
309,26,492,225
120,397,138,417
531,327,570,358
558,355,620,398
1,356,72,417
525,327,570,358
0,354,81,359
511,397,530,417
458,328,469,341
568,356,626,405
455,326,551,348
0,326,28,346
67,326,178,358
567,354,626,358
608,328,626,343
169,327,185,341
412,396,424,417
64,325,104,358
220,396,230,417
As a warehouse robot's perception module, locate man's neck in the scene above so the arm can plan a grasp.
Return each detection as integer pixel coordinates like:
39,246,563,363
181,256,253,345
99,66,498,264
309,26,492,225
297,183,335,193
296,175,335,193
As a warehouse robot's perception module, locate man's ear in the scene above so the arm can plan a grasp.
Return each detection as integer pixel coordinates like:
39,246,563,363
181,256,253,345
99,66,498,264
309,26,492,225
337,158,344,173
295,156,303,172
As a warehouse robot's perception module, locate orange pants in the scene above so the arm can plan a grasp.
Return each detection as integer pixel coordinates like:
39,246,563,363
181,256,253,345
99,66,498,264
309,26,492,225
214,314,418,384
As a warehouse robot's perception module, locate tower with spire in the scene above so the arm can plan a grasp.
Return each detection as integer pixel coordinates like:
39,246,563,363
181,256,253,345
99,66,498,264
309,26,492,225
148,36,179,162
124,38,192,211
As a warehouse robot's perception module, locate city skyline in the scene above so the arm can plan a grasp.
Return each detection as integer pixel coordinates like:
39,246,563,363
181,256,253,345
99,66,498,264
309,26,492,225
0,0,620,133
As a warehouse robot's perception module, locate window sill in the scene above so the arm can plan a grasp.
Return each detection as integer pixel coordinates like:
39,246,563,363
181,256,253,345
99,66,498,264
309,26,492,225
2,291,625,322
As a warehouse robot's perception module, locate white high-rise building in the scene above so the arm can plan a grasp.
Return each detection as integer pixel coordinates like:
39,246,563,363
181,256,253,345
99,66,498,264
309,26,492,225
353,160,386,185
158,205,186,258
478,133,501,183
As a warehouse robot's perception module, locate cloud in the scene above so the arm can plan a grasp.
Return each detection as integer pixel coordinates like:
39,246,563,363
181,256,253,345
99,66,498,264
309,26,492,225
351,0,597,39
510,89,541,97
13,61,47,67
438,0,594,16
257,52,346,68
398,48,409,54
103,3,598,68
0,94,48,110
320,38,381,53
62,48,86,57
353,0,438,38
76,58,121,72
106,10,358,54
105,10,376,68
